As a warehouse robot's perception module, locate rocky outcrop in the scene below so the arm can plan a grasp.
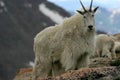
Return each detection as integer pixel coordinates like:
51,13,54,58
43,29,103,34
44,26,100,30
14,57,120,80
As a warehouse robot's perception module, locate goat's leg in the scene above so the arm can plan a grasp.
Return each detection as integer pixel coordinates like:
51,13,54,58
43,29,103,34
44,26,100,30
32,57,52,80
77,53,89,69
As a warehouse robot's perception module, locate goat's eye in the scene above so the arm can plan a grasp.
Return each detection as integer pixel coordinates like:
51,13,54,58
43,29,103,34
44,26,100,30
83,15,86,18
92,14,94,17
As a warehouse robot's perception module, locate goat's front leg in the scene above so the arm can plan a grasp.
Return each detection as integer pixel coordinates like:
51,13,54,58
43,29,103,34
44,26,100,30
77,53,90,69
32,57,52,80
61,47,77,71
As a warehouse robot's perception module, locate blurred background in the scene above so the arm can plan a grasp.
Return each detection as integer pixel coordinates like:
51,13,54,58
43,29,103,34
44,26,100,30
0,0,119,80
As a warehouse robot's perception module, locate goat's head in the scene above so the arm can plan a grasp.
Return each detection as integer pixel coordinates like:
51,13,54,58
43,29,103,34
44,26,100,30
77,0,98,31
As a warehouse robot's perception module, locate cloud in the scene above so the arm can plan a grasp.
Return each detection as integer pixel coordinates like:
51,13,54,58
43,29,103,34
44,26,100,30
95,0,120,6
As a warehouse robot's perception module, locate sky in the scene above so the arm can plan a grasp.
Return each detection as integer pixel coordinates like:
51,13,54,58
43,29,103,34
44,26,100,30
48,0,120,11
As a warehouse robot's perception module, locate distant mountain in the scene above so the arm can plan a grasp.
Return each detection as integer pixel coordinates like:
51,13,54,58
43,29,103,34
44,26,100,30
0,0,70,80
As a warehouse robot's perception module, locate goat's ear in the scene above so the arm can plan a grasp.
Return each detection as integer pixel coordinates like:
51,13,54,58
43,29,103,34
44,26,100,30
93,6,99,13
76,10,84,15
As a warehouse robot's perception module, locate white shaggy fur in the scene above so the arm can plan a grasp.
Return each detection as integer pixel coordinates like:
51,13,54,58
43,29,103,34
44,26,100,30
114,41,120,54
32,2,98,79
95,34,116,59
113,33,120,42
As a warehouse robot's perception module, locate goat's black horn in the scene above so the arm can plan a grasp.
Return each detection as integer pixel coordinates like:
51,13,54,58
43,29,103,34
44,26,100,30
79,0,86,12
89,0,93,11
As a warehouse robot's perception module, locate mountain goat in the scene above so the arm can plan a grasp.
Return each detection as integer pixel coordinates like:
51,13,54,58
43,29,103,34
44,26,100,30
114,41,120,54
113,33,120,42
95,34,116,59
32,0,98,79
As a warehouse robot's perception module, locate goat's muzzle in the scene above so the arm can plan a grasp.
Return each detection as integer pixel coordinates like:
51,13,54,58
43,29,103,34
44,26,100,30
88,25,93,30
